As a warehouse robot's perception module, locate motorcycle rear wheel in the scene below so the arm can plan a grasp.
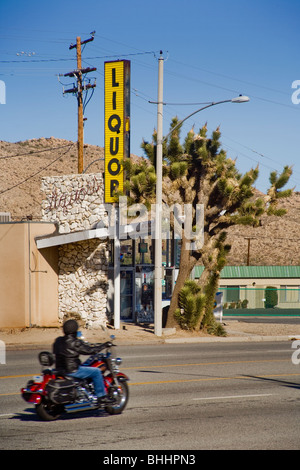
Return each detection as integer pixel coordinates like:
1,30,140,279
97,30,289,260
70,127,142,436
36,400,63,421
105,380,129,415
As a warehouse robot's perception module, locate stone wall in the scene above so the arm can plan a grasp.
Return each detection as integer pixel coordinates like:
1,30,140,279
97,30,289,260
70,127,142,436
41,173,107,233
58,240,109,328
41,173,109,327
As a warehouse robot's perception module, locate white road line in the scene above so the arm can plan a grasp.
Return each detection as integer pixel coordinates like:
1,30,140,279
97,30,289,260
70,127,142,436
193,393,274,401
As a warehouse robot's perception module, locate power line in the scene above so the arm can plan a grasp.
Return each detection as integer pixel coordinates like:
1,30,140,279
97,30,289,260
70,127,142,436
0,50,156,64
0,143,74,159
0,143,75,195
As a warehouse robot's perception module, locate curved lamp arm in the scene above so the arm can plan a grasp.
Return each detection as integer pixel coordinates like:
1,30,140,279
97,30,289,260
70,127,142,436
162,95,250,143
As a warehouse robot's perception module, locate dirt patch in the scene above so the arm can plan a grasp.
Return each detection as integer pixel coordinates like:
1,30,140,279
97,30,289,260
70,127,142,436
1,319,300,349
223,320,300,338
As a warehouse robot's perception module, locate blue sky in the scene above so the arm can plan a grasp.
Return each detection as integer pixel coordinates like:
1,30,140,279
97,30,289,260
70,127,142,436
0,0,300,193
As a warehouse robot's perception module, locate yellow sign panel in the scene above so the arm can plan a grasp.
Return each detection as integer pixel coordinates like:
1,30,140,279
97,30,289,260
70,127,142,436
104,60,130,203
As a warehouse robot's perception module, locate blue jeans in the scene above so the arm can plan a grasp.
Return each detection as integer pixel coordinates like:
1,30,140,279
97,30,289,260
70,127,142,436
69,366,106,397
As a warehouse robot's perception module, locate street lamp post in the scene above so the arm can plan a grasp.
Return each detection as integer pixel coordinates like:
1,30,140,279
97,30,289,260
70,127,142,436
154,53,164,337
154,59,249,337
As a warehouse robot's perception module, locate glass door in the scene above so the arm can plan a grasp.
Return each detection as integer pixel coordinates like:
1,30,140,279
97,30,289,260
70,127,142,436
135,266,154,323
120,269,133,320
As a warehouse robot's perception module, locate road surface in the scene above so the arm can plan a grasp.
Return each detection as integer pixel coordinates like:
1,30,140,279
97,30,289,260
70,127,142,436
0,340,299,451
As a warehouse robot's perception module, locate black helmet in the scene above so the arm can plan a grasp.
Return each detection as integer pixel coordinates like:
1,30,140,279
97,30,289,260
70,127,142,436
63,319,78,335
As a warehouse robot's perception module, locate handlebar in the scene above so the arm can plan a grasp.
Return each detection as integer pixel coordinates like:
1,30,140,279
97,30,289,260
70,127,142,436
94,341,116,351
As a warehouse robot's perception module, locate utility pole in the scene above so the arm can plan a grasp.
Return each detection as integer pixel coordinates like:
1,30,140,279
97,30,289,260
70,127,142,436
63,33,96,173
154,52,164,337
245,237,254,266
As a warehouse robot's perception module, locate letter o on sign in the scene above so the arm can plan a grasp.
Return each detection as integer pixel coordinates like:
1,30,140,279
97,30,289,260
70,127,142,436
108,158,121,176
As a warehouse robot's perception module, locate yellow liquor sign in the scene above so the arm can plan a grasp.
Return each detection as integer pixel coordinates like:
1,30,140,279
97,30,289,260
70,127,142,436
104,60,130,203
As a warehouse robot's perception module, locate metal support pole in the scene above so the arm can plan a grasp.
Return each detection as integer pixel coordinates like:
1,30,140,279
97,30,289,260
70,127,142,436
154,52,164,336
114,205,121,329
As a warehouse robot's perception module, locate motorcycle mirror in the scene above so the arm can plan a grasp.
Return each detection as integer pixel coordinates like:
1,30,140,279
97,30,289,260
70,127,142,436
38,351,54,367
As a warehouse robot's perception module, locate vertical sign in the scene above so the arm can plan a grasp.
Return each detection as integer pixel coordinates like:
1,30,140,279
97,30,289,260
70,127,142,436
104,60,130,203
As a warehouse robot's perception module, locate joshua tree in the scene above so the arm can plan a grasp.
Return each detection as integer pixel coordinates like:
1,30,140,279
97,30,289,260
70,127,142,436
123,119,292,331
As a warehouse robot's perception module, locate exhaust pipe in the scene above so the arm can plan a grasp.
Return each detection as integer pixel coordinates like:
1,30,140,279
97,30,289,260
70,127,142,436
65,402,96,413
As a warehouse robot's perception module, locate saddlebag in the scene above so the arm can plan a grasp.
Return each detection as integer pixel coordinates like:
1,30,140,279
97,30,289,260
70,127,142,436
45,378,76,405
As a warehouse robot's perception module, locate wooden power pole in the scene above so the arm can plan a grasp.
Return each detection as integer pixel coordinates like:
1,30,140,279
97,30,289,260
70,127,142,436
245,237,254,266
63,34,96,173
75,36,83,174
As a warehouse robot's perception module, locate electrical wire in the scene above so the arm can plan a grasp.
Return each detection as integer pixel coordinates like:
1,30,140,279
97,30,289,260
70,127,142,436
0,50,157,64
0,143,75,195
0,143,75,160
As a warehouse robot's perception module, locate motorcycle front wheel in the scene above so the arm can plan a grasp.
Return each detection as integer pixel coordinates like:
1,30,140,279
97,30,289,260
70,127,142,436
105,379,129,415
36,400,63,421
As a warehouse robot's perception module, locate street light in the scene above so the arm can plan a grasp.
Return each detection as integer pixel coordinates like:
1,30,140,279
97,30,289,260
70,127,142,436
162,95,250,142
154,58,249,337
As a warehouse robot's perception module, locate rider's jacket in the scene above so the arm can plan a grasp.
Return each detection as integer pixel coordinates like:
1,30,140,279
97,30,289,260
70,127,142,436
53,334,102,373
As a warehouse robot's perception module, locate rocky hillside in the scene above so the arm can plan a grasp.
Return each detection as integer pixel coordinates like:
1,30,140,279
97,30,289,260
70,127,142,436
226,192,300,266
0,137,299,265
0,137,105,220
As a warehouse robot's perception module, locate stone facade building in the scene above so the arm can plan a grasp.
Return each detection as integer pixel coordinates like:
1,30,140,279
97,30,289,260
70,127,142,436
41,173,110,328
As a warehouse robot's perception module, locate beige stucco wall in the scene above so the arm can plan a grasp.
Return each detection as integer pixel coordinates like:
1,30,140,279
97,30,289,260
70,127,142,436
0,222,59,328
219,278,300,309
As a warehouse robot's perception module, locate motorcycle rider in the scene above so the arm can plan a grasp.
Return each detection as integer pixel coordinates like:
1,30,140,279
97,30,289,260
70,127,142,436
52,319,114,405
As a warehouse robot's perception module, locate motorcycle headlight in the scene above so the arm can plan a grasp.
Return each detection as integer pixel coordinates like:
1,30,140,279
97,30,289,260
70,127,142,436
115,357,122,366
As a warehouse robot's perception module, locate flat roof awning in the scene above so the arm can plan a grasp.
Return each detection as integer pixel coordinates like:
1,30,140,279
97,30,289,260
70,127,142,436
35,220,155,249
35,226,110,249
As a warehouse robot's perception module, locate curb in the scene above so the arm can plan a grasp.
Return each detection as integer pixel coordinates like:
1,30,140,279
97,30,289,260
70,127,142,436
165,334,300,344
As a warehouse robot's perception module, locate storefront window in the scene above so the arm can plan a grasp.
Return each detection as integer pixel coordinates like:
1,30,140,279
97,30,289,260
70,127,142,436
163,268,174,299
162,239,172,268
135,237,153,265
120,270,133,319
120,239,133,266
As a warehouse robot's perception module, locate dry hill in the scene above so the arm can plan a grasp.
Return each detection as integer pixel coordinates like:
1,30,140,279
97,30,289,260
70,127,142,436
0,137,104,220
0,137,299,265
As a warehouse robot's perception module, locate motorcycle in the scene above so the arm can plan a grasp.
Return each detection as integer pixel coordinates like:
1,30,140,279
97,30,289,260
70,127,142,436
21,335,129,421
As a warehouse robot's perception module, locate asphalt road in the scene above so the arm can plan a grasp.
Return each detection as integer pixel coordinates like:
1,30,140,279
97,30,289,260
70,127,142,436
0,340,299,452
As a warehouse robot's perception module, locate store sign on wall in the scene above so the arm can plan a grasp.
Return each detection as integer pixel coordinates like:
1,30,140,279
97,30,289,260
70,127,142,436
104,60,130,203
44,176,102,215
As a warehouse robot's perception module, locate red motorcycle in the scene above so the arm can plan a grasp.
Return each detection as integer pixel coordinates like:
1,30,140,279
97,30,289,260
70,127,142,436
21,336,129,421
